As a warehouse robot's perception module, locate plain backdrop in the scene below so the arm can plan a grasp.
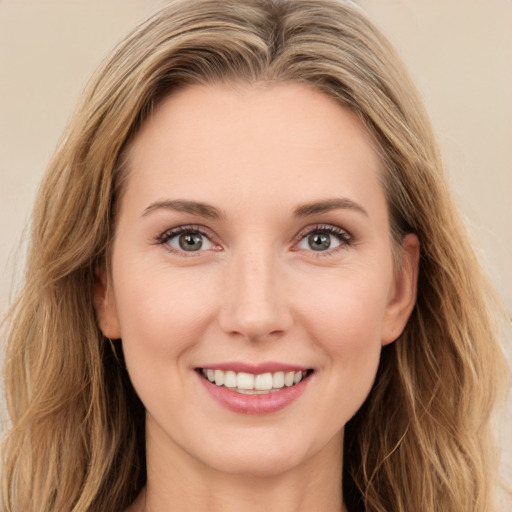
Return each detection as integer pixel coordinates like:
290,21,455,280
0,0,510,506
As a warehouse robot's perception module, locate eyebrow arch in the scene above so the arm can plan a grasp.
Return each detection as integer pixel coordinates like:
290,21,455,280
294,198,368,218
142,199,224,219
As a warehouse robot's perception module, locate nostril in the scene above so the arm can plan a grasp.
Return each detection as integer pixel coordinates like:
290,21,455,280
218,307,293,342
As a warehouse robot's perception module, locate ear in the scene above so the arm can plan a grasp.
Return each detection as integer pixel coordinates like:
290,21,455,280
381,234,420,346
93,266,122,339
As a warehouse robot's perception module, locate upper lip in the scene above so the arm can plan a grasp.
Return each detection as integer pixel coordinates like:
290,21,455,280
195,361,311,374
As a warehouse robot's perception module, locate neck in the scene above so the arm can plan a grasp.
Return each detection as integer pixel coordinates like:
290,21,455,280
136,418,346,512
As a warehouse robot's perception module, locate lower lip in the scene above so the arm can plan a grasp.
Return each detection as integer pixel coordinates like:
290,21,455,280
197,373,311,415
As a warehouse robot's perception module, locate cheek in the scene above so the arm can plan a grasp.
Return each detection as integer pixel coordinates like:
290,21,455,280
295,271,390,406
297,267,391,346
112,262,218,366
111,263,222,423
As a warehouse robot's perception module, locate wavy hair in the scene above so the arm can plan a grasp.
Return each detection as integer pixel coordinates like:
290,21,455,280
2,0,508,510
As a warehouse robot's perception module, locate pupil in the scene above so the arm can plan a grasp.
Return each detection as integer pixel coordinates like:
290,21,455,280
308,233,330,251
179,233,203,251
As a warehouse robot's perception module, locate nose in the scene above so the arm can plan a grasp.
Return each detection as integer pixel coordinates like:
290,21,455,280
217,247,293,342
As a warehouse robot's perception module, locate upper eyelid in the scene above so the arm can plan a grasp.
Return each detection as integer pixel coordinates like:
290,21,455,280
294,223,352,241
158,224,213,238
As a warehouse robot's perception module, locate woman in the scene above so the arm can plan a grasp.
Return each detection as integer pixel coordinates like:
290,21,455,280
1,0,508,511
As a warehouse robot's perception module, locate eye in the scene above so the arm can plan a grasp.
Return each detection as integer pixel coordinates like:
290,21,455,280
171,232,212,252
158,226,217,253
295,225,352,252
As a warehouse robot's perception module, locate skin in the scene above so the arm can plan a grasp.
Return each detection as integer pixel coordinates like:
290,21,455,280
95,82,419,512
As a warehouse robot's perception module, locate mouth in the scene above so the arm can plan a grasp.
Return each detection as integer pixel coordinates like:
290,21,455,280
197,368,314,395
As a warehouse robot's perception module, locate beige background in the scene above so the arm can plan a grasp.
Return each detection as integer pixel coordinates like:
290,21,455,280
0,0,510,506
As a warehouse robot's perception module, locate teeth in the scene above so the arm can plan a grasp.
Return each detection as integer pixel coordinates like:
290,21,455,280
224,371,237,388
201,368,309,393
254,372,273,391
273,371,285,388
214,369,224,386
237,372,254,390
284,371,295,387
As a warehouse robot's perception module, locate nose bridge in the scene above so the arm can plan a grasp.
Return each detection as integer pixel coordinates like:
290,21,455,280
219,242,291,341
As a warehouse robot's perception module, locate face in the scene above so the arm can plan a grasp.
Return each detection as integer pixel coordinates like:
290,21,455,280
96,83,419,478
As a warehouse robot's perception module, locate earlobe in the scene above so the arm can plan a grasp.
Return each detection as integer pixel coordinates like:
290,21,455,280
381,234,420,346
93,267,122,339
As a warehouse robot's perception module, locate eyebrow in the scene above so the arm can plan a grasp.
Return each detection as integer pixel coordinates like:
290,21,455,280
142,197,367,220
294,198,368,218
142,199,224,219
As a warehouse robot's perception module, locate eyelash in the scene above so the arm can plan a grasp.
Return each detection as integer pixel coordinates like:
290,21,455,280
155,223,353,256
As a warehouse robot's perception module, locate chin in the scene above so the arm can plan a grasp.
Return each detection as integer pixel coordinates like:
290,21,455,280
195,426,342,478
206,449,307,478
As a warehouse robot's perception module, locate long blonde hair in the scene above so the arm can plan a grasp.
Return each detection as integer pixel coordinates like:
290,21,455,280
2,1,508,510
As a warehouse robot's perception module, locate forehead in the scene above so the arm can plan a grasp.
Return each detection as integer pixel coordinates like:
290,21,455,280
121,82,384,215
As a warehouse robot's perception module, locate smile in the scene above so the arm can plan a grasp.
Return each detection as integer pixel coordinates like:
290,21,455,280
199,368,312,394
196,366,314,414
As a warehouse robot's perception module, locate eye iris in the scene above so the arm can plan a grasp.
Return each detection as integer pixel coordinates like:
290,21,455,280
308,232,331,251
179,233,203,251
